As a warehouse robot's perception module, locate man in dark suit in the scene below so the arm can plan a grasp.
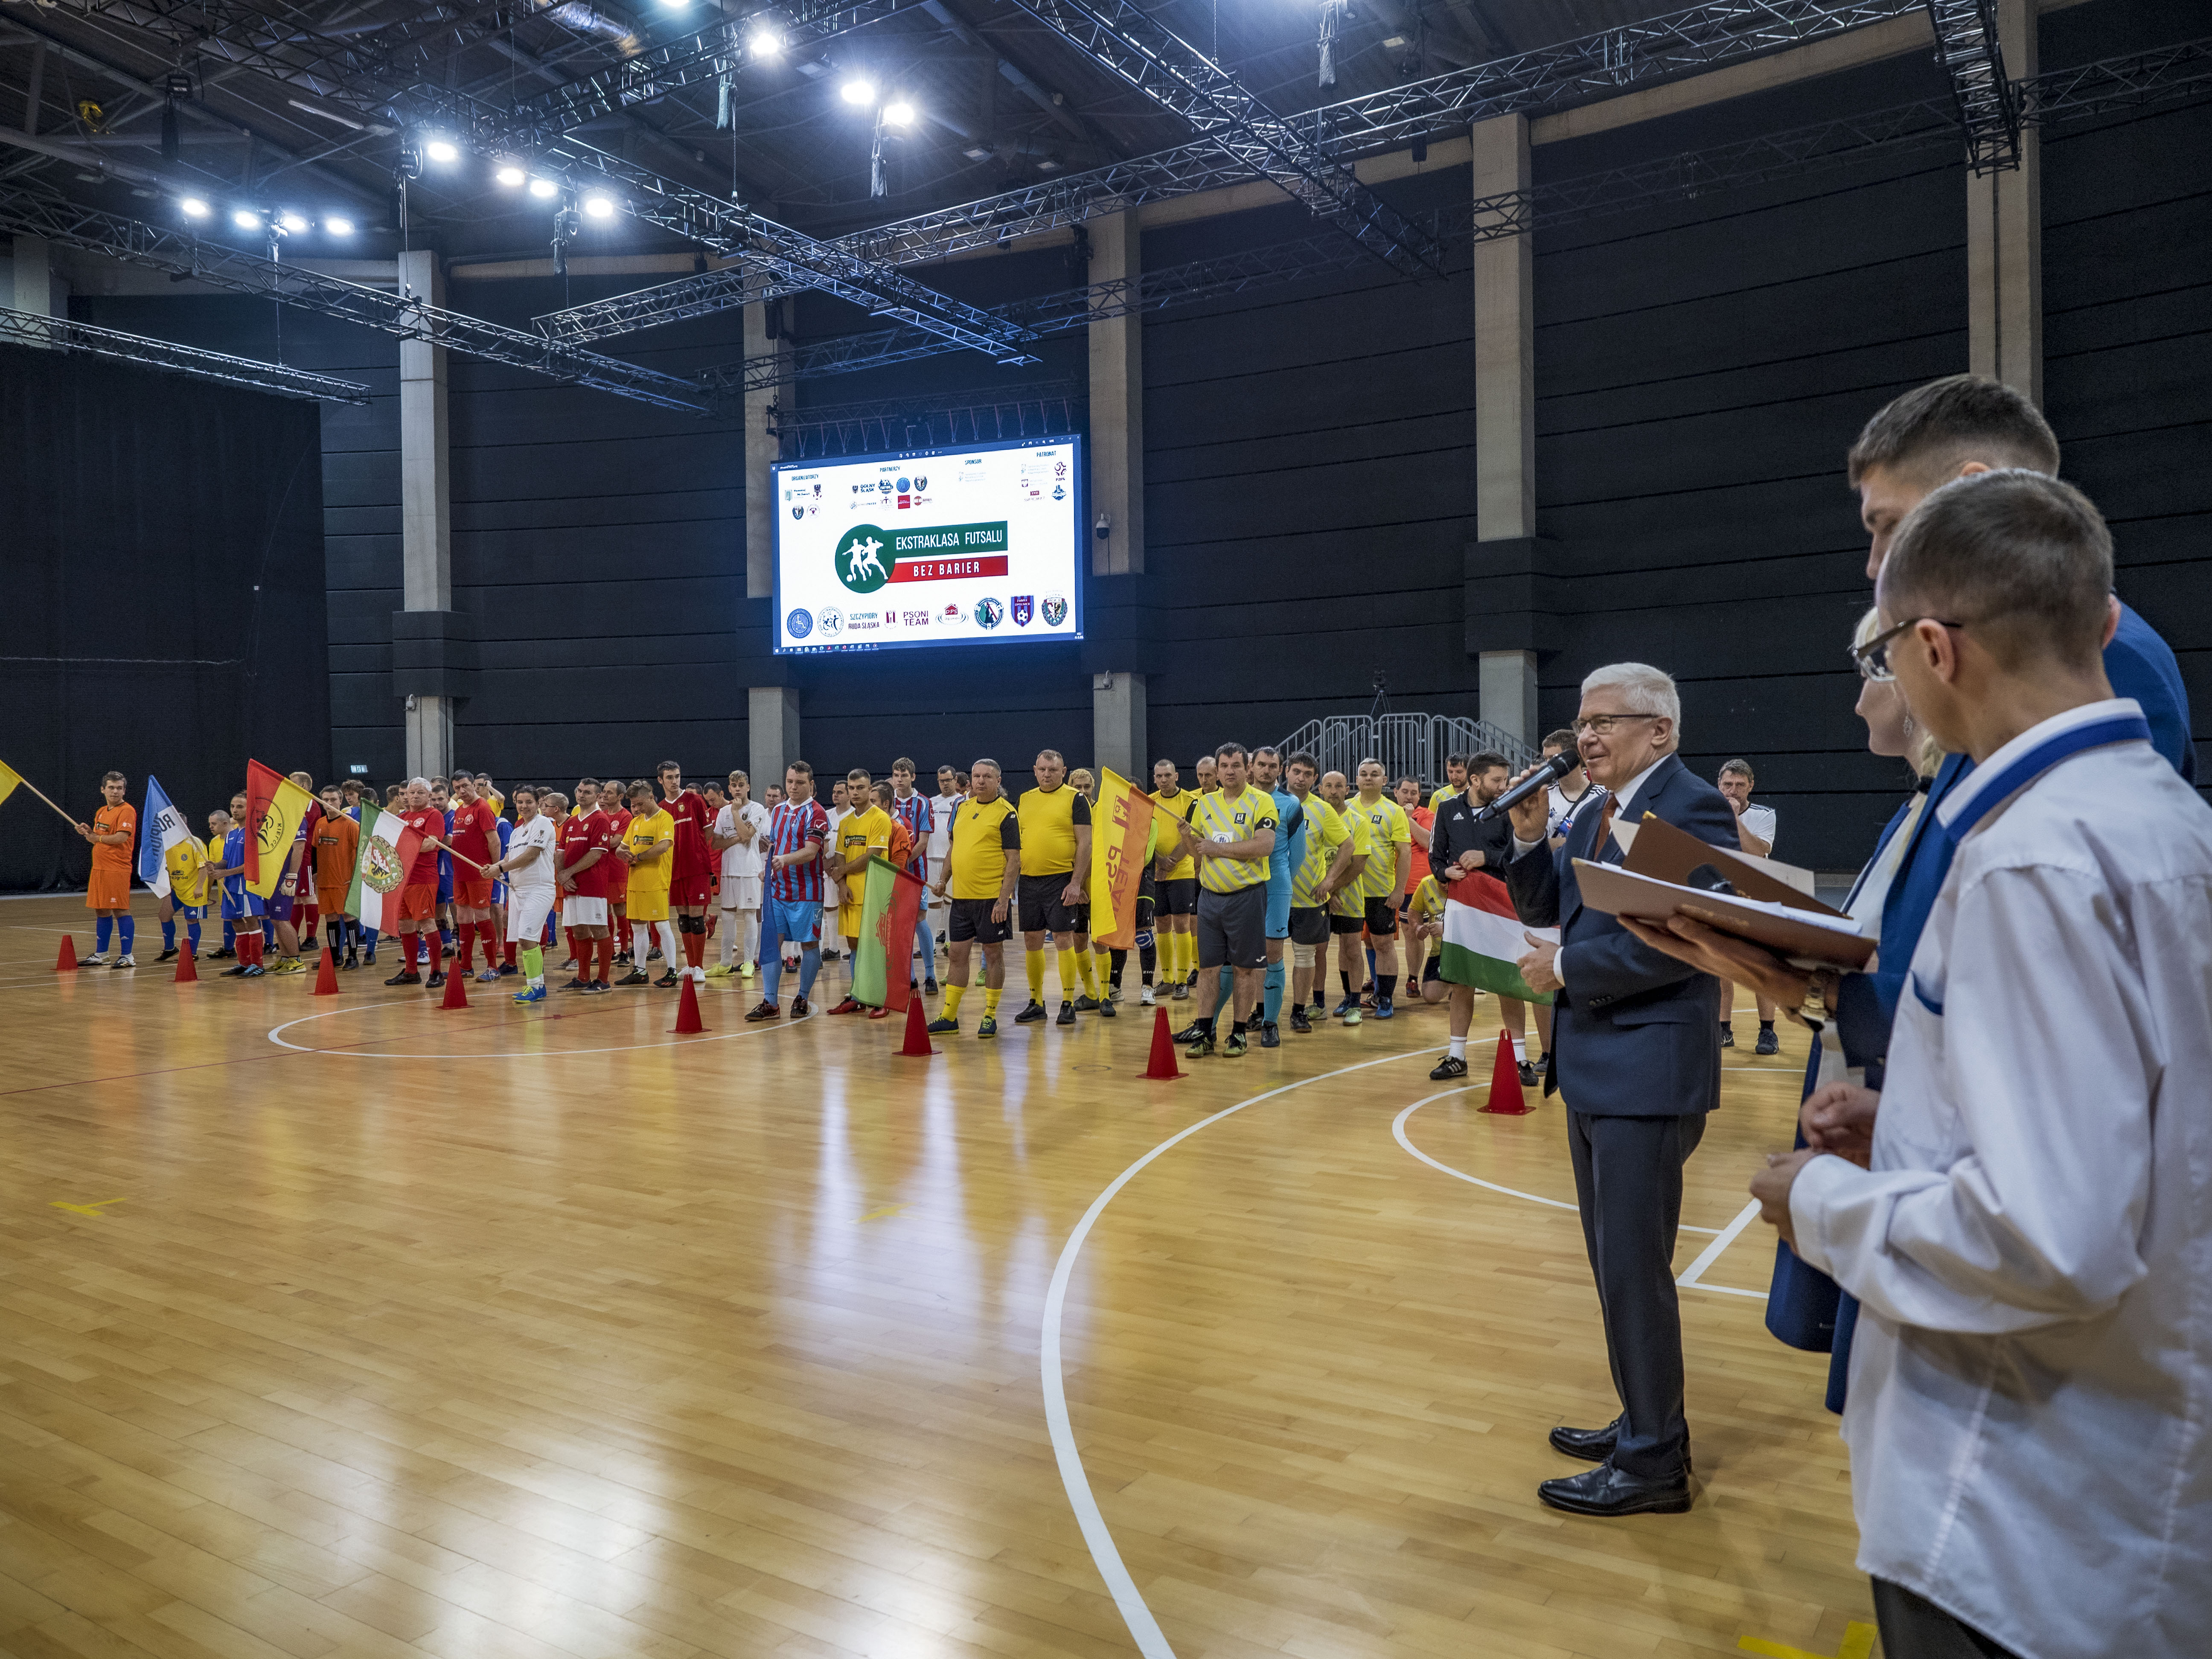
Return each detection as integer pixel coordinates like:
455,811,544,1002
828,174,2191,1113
1502,661,1743,1516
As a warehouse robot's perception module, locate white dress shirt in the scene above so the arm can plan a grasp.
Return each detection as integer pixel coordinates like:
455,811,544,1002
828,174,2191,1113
1790,700,2212,1659
928,792,958,863
716,800,769,883
1511,754,1669,990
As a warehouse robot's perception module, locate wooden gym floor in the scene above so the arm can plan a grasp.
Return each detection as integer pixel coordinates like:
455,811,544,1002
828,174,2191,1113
0,894,1873,1659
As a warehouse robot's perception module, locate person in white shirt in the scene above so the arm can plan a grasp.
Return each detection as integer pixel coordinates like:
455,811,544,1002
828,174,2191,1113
930,765,963,949
1745,472,2212,1659
1716,758,1783,1054
708,770,770,980
1542,727,1594,839
819,780,851,961
491,785,560,1003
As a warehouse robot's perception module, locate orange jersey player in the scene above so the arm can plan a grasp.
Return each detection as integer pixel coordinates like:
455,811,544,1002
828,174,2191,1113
76,770,138,966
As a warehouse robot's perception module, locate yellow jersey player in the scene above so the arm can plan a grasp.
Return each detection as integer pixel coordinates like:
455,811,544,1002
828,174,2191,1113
1014,748,1092,1026
1149,758,1201,999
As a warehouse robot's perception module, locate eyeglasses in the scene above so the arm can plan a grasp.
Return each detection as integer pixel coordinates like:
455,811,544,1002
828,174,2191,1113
1851,616,1966,681
1570,713,1662,738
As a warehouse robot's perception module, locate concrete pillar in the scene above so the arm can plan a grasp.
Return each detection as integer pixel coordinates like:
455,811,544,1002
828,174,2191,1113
10,235,57,341
398,247,454,780
1479,651,1540,747
750,685,802,793
1471,114,1538,742
1086,210,1143,576
744,301,792,599
1091,670,1147,783
1968,0,2040,404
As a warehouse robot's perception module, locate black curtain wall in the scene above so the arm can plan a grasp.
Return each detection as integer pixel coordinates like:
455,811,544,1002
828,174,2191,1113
0,343,330,893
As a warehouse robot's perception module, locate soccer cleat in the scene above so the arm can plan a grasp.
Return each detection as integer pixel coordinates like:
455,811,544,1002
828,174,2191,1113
1170,983,1188,1002
977,1015,998,1039
1141,986,1156,1006
1056,1001,1076,1026
1373,995,1395,1020
791,996,811,1018
513,984,547,1004
927,1016,960,1035
1185,1032,1216,1059
1430,1054,1469,1081
426,971,448,989
113,954,137,969
156,947,178,964
1072,995,1099,1012
655,972,682,989
1719,1025,1735,1048
704,964,733,980
923,978,938,995
384,969,422,987
1756,1027,1780,1056
475,968,501,984
1259,1022,1279,1048
1223,1028,1247,1057
1290,1008,1313,1034
829,998,864,1015
1342,1007,1363,1026
745,1000,780,1022
1099,1000,1117,1019
1014,999,1047,1023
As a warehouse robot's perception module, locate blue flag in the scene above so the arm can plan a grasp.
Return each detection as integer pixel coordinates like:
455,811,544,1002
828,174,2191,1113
139,774,196,897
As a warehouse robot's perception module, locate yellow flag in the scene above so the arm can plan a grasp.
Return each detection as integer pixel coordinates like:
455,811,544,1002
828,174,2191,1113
244,760,317,899
1089,768,1158,950
0,759,19,811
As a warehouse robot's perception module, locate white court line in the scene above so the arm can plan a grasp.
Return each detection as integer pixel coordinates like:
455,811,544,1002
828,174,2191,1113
1042,1046,1436,1659
267,999,813,1059
1672,1199,1767,1298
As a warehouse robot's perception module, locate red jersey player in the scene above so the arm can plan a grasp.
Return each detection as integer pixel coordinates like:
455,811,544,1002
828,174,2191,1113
559,788,616,991
384,777,449,987
658,760,715,982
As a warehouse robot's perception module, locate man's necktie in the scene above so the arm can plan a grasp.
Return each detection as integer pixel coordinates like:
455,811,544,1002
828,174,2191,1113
1593,794,1617,860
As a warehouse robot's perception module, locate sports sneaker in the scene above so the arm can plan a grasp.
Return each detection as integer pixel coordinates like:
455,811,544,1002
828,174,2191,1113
426,971,448,989
274,957,307,975
1519,1061,1541,1088
655,972,681,989
704,964,734,980
1290,1008,1313,1034
475,968,501,984
1170,983,1188,1002
1719,1024,1735,1048
498,962,518,976
1014,999,1048,1024
1140,986,1156,1006
617,968,650,987
740,961,756,979
1223,1027,1247,1057
927,1016,959,1035
222,962,250,978
583,980,612,994
113,954,137,969
1342,1007,1362,1026
1099,1000,1117,1019
745,1000,780,1022
1333,997,1355,1018
829,998,864,1015
513,984,547,1004
81,952,108,966
1755,1027,1780,1056
1056,1001,1076,1026
646,946,662,962
1072,995,1099,1012
1173,1024,1206,1044
867,1006,891,1019
1186,969,1199,988
977,1014,998,1039
209,947,236,960
384,968,422,986
1107,985,1123,1004
1429,1054,1469,1081
1185,1031,1216,1058
343,951,361,969
791,996,811,1018
1258,1022,1278,1048
240,962,265,978
1373,995,1395,1020
156,947,178,963
923,978,938,995
561,958,578,971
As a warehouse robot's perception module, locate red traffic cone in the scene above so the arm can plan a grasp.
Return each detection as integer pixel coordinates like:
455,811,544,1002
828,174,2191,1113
1143,1005,1186,1080
312,946,340,996
175,940,198,983
55,934,78,972
898,995,937,1056
439,949,469,1009
670,972,707,1034
1478,1028,1531,1115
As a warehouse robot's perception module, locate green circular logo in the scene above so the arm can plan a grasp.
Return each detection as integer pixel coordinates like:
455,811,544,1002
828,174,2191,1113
835,524,892,594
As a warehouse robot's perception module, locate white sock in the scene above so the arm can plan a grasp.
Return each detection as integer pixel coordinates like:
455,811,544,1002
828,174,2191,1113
739,910,759,963
1510,1034,1526,1061
1449,1036,1467,1061
656,921,681,974
719,911,739,966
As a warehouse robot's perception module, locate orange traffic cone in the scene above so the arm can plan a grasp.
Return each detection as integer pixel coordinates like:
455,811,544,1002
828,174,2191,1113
670,972,706,1034
1478,1028,1530,1115
175,940,198,983
1143,1005,1186,1080
55,934,78,972
898,995,937,1056
439,949,469,1008
312,946,339,996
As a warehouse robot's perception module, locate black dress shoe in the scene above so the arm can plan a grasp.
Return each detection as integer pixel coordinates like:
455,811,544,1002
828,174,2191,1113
1537,1462,1691,1517
1548,1419,1621,1463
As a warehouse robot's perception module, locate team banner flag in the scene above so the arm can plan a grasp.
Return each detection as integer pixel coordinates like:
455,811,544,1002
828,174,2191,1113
1439,870,1559,1006
243,760,315,897
850,855,928,1013
349,799,426,934
137,774,199,899
0,759,19,812
1087,767,1157,950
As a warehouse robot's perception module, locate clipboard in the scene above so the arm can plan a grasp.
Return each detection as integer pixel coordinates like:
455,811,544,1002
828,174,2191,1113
1572,859,1877,972
1620,813,1839,914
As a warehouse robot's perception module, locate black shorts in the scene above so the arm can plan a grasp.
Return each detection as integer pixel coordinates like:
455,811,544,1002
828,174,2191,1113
1157,876,1199,917
1328,909,1367,936
1195,885,1268,971
1422,951,1443,984
948,896,1011,945
1289,906,1330,946
1068,904,1091,936
1362,896,1399,935
1017,872,1076,935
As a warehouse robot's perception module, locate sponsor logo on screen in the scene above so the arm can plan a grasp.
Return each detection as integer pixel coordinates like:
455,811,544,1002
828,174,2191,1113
939,602,966,626
1041,594,1068,627
817,607,843,637
835,524,893,594
791,506,803,519
975,597,1004,630
1011,595,1033,627
786,609,812,639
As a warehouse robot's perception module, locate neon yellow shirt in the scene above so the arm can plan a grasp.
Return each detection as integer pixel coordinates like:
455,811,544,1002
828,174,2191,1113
1292,795,1348,909
1150,788,1199,881
1187,786,1277,894
1350,794,1412,900
1327,805,1374,914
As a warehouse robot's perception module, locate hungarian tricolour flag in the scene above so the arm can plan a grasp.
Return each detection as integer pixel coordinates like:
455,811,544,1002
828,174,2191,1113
1439,870,1558,1005
849,854,928,1013
347,798,425,935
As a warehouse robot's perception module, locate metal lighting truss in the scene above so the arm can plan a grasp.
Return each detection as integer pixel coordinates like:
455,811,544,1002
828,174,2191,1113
1001,0,1444,276
0,303,374,402
1923,0,2020,173
696,31,2212,393
0,189,714,411
536,0,1923,341
767,377,1084,457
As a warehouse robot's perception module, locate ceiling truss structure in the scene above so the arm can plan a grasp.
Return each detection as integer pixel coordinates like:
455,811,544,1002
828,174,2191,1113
1922,0,2021,174
0,302,375,402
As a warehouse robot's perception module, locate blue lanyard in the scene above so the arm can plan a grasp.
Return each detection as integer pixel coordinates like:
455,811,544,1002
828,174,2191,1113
1942,714,2152,846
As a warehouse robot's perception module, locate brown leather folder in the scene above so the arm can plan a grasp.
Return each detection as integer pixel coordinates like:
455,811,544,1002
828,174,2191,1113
1571,858,1877,972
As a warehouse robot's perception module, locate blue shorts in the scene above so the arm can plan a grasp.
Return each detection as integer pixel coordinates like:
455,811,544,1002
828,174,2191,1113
170,903,204,921
265,874,298,923
437,861,454,903
761,896,821,948
1264,874,1292,940
221,889,265,920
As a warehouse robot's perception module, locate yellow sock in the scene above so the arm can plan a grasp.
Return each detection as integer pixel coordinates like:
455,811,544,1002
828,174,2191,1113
1170,930,1187,978
1026,947,1046,1001
1077,949,1098,998
943,983,966,1019
984,987,1002,1016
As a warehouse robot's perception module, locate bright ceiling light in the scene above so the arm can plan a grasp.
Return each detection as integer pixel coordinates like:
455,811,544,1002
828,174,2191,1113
424,137,460,163
840,78,876,105
582,195,615,219
232,207,263,230
882,100,914,126
749,28,781,55
278,210,310,233
325,216,355,235
528,176,559,198
180,196,210,218
495,163,526,187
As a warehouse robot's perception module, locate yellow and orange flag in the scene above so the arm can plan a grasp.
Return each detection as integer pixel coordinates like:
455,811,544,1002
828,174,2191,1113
1088,768,1158,950
244,760,317,898
0,759,19,812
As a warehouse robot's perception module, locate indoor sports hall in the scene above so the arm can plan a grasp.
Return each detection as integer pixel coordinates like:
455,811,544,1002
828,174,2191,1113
4,3,2207,1658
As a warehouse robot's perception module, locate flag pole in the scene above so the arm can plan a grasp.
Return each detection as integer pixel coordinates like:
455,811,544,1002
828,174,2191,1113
11,772,87,831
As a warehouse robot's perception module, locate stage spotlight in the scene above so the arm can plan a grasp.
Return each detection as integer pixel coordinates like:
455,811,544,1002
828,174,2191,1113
495,163,526,187
278,210,310,233
325,216,356,235
528,177,559,198
582,195,615,219
180,196,210,218
840,79,876,105
749,28,781,55
232,207,263,230
424,137,460,163
882,100,914,126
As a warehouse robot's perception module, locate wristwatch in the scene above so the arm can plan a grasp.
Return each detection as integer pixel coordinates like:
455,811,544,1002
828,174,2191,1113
1798,967,1842,1030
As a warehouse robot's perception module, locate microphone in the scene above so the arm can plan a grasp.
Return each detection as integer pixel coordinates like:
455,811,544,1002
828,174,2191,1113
1471,750,1578,822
